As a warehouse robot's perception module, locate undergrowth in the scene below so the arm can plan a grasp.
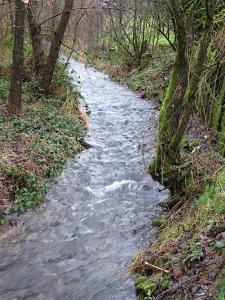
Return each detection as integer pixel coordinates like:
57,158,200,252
216,272,225,300
85,45,174,107
131,155,225,300
127,48,173,104
0,52,86,219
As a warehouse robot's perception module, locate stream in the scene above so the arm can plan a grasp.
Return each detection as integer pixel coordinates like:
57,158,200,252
0,60,168,300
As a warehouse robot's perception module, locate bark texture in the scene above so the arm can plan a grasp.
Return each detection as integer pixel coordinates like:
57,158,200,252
8,0,14,34
8,0,25,114
40,0,74,94
27,0,45,76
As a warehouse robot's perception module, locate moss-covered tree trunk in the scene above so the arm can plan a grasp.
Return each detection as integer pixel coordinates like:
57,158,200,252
217,69,225,155
150,0,189,185
214,64,225,131
150,0,215,187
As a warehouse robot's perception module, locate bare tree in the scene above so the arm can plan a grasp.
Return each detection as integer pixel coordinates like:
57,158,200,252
108,0,155,68
27,0,45,76
40,0,74,94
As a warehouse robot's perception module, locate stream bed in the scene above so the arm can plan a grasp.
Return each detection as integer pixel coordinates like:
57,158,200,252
0,60,168,300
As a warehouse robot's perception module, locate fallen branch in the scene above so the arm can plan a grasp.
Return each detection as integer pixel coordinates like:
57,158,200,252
144,262,170,274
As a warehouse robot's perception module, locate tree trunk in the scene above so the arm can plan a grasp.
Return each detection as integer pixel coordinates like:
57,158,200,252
173,0,215,146
150,0,189,184
8,0,14,34
40,0,74,94
150,0,215,187
8,0,25,115
27,0,45,77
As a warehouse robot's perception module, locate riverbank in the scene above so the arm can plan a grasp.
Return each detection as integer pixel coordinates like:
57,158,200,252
84,51,225,299
0,55,168,300
133,164,225,299
0,61,87,223
82,45,174,108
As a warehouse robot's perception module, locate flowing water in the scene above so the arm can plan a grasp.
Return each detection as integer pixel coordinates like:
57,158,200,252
0,60,168,300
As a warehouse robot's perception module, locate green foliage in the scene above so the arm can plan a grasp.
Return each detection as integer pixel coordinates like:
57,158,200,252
0,36,13,67
1,164,47,212
23,77,43,100
53,61,80,95
128,67,164,100
196,170,225,215
160,273,172,289
180,137,199,150
138,168,225,298
216,271,225,300
127,49,173,101
135,274,172,300
184,244,203,264
136,276,156,300
0,76,10,102
0,60,86,216
24,39,32,58
160,225,180,243
159,169,225,244
0,97,85,211
3,35,13,50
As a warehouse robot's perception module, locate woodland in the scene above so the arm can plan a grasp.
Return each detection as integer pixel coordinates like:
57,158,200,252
0,0,225,299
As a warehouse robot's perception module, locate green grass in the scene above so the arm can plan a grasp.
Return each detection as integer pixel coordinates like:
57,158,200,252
159,169,225,242
216,272,225,300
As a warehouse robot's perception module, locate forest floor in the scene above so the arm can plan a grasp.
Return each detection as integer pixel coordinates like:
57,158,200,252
0,58,87,224
85,49,225,299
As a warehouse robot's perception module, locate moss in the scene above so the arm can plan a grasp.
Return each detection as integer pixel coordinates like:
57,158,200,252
151,57,188,185
213,74,225,131
219,111,225,156
159,67,177,122
149,156,176,187
158,168,225,247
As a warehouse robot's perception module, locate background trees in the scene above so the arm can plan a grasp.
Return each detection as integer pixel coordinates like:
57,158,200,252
40,0,74,93
2,0,225,185
0,0,86,215
3,0,77,114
